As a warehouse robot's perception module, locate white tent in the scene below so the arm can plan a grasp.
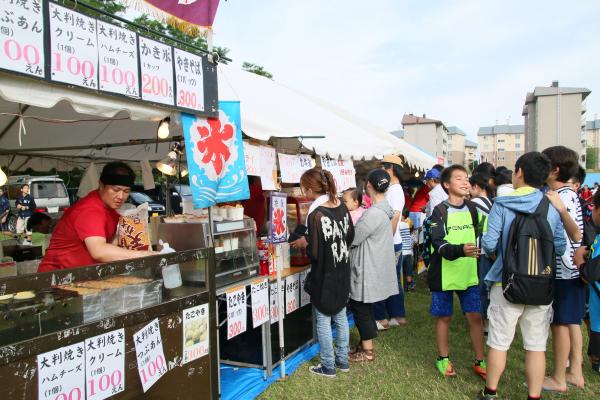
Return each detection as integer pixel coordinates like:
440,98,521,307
0,64,435,171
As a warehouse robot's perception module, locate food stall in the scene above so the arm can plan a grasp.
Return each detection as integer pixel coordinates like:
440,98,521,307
0,0,223,398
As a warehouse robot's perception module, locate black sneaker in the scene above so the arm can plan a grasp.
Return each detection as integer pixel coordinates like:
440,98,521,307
309,364,336,378
335,361,350,372
477,389,498,399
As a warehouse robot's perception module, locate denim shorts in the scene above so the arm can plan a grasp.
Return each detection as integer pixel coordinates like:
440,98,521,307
430,285,481,317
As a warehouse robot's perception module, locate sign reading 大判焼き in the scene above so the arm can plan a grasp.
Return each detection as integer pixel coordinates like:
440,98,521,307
97,20,139,98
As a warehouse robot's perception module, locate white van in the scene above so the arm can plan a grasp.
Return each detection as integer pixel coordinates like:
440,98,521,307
7,175,70,217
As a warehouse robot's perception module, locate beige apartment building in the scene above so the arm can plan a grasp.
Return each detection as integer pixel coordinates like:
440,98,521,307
478,124,525,168
401,114,448,163
447,126,477,168
522,81,590,161
585,119,600,170
465,139,477,169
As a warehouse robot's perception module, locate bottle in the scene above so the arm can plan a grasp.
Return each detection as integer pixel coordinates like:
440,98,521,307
159,240,182,289
258,237,269,276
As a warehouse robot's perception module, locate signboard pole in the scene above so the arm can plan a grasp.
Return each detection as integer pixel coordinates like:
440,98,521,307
275,243,287,380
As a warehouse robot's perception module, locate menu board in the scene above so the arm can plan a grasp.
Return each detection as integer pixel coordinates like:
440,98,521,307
97,20,139,97
49,2,98,89
320,157,357,191
138,36,174,106
182,304,210,364
259,146,278,190
85,329,126,400
285,273,300,314
133,318,167,393
174,48,204,112
251,279,269,328
37,341,85,400
243,142,261,176
0,0,45,78
269,280,285,324
269,192,288,244
278,153,314,183
226,286,247,340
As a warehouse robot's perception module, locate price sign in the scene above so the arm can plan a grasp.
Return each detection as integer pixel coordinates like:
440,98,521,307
139,36,174,105
278,153,314,183
174,48,204,112
37,341,85,400
182,304,209,364
49,3,98,89
97,21,139,97
251,279,269,328
300,269,311,307
243,141,260,176
320,157,356,191
269,192,287,244
285,273,300,314
226,286,247,340
259,146,278,190
269,280,285,324
85,329,125,400
133,318,167,393
0,0,45,78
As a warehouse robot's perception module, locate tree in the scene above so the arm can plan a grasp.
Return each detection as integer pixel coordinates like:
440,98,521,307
587,147,599,170
467,160,479,173
242,62,274,79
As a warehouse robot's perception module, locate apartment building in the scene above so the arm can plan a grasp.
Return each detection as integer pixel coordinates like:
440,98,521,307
585,119,600,170
522,81,590,160
478,124,525,168
401,114,448,163
465,139,478,169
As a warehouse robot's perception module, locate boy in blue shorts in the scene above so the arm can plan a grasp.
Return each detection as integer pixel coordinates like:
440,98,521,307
428,165,486,379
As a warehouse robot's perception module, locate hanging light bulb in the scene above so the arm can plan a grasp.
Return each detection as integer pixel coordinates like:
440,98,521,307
0,166,7,186
157,117,170,140
179,164,189,177
156,156,177,176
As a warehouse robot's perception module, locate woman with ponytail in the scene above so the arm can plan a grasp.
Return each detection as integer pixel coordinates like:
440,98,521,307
300,167,355,377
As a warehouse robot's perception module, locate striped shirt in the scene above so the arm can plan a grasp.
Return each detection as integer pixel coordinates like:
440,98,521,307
556,186,583,280
398,221,413,255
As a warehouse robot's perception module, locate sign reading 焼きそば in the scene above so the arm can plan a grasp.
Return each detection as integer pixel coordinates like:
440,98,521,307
0,0,45,78
269,192,287,244
97,20,139,98
139,35,174,106
182,101,250,209
49,2,98,89
174,48,205,112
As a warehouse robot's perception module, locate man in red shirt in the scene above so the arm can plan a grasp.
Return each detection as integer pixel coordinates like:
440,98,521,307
408,184,430,229
39,162,154,272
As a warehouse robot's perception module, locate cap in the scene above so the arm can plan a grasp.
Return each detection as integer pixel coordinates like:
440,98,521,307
366,169,391,193
382,154,404,167
424,168,441,180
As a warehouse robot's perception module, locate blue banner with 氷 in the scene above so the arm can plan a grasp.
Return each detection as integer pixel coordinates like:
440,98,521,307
182,101,249,209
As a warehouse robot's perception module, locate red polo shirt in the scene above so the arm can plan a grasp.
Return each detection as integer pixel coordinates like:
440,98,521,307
39,190,120,272
408,185,430,213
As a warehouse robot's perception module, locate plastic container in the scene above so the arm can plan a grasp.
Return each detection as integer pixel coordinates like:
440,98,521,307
159,240,182,289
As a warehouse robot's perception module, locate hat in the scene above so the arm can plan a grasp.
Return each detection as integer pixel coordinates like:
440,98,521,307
382,154,404,167
424,168,441,180
366,169,391,193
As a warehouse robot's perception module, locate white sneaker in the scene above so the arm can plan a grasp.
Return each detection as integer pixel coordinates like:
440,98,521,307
376,320,389,331
389,318,400,327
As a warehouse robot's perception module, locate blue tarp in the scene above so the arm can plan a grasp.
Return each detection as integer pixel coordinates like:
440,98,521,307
220,315,354,400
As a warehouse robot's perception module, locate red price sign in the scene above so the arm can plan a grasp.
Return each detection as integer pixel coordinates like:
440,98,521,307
97,20,139,97
285,274,300,315
85,329,125,400
53,388,82,400
226,287,247,340
182,304,209,365
139,354,166,385
88,371,122,398
174,48,205,112
133,319,167,392
251,279,269,328
139,36,174,106
37,342,86,400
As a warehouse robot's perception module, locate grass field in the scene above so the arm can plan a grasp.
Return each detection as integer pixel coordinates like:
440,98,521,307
259,274,600,400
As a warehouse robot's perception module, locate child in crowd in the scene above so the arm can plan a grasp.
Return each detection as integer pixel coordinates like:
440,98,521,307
494,167,514,197
343,188,365,225
479,152,566,400
428,165,486,379
399,210,415,291
542,146,586,392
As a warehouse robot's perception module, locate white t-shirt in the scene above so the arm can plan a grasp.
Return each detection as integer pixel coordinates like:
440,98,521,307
426,184,448,217
385,183,405,245
556,186,583,280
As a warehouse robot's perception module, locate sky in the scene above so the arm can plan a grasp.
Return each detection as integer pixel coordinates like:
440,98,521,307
211,0,600,143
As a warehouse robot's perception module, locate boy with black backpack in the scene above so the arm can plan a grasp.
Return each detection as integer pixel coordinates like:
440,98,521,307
478,152,566,400
428,165,487,379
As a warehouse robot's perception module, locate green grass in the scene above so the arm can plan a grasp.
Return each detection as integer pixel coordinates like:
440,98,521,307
259,274,600,400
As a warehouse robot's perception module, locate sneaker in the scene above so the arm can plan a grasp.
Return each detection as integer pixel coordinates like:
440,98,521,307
473,360,487,380
309,364,336,378
376,320,389,331
335,361,350,373
435,358,456,377
478,389,498,399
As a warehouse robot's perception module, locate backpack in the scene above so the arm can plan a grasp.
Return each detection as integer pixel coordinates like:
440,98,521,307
502,196,556,305
421,201,481,268
472,197,493,214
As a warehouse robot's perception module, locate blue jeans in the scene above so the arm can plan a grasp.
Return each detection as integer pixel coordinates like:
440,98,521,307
313,306,349,370
373,245,406,320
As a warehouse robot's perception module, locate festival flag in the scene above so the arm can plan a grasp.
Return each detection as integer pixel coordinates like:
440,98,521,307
182,101,250,209
124,0,220,36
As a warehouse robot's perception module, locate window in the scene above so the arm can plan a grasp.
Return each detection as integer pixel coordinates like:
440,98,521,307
497,156,505,161
516,143,521,149
515,134,520,140
497,139,505,143
498,148,505,152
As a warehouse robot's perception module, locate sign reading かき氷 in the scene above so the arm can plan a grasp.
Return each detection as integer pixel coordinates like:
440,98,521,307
182,101,250,209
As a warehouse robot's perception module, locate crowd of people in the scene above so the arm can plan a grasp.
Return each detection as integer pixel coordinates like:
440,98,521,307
295,145,600,400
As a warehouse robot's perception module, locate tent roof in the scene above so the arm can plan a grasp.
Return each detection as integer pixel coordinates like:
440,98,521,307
0,65,435,171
